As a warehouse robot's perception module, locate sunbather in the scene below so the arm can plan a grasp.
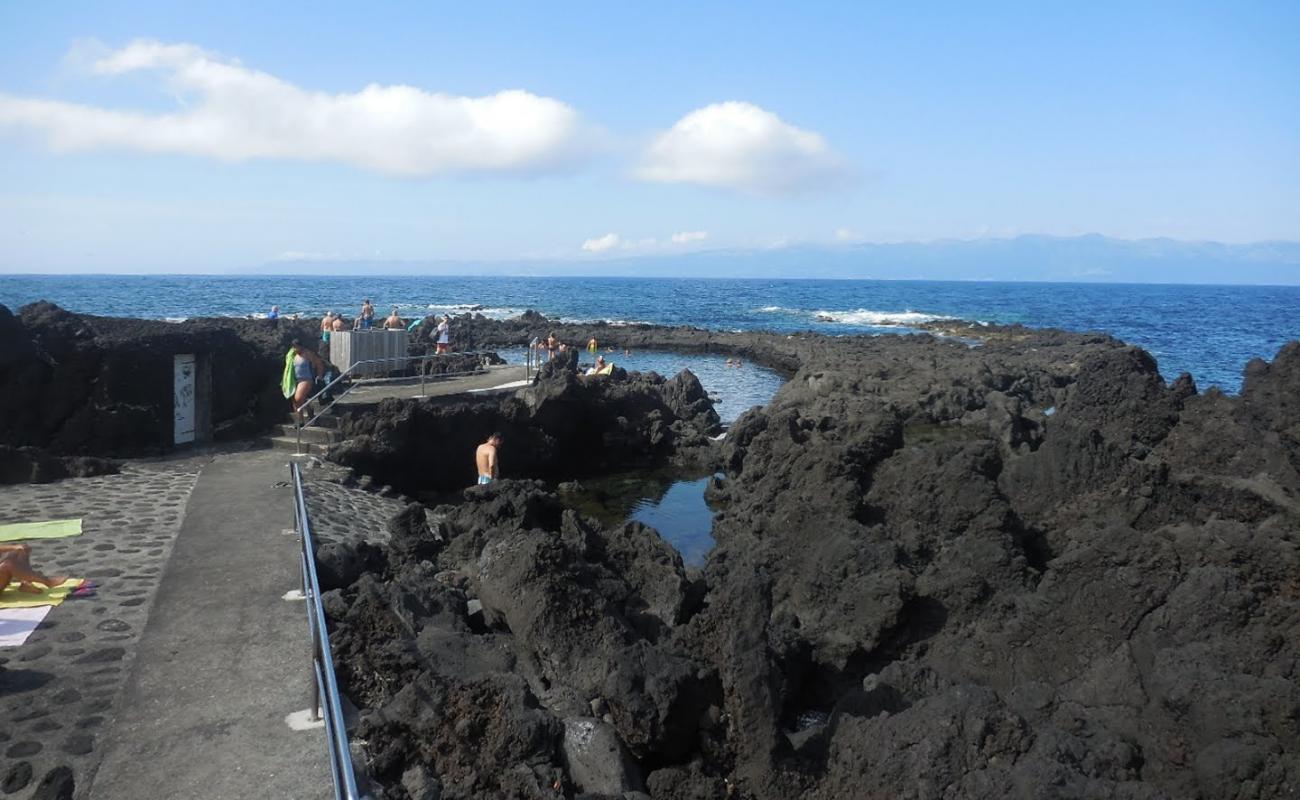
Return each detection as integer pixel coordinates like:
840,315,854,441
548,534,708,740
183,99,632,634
0,543,69,597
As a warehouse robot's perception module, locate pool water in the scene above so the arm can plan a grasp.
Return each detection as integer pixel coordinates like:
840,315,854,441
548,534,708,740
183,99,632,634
498,347,783,424
560,467,720,567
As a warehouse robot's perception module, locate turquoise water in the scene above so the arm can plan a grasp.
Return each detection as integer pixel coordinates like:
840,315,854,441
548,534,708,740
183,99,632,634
4,274,1298,392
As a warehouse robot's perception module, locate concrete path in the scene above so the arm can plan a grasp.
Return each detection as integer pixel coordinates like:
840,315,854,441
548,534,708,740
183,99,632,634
90,451,330,799
336,363,527,405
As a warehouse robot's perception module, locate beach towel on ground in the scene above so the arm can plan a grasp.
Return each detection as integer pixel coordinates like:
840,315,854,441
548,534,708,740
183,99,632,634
0,606,52,647
282,348,296,398
0,518,82,542
0,578,86,610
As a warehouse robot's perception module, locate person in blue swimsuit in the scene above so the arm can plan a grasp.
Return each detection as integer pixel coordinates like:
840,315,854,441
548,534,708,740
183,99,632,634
290,339,326,419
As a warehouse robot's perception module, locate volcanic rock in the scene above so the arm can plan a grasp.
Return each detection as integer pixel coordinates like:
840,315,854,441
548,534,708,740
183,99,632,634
318,313,1298,799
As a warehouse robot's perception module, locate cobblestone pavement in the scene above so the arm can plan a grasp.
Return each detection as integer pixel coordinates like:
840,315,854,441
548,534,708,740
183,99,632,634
299,461,400,547
0,465,200,800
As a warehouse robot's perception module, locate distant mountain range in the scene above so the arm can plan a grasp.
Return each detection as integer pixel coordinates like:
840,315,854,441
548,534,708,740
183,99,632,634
251,235,1300,285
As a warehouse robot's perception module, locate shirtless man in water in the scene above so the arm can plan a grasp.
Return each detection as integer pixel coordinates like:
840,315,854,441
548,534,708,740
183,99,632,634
475,433,503,485
0,544,69,597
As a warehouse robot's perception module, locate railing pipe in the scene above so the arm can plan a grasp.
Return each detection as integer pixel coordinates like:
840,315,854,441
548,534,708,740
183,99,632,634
291,462,367,800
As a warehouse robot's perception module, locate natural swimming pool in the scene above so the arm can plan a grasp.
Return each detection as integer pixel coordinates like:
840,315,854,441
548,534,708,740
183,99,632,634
497,347,784,424
559,467,721,568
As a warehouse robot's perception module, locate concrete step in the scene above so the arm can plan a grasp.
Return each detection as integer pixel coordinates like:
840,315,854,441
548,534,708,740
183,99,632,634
266,435,329,455
274,423,340,444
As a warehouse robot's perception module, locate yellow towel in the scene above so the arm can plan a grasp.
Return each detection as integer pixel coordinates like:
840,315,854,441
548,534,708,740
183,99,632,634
0,519,82,542
0,578,86,609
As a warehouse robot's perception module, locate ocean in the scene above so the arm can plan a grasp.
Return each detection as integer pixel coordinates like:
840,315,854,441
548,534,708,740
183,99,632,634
3,275,1298,394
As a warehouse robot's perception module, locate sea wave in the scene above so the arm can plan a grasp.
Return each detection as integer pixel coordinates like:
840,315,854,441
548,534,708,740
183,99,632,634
755,305,785,312
811,309,953,327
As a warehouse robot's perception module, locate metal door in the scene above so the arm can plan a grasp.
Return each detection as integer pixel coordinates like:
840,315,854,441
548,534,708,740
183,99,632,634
174,354,196,444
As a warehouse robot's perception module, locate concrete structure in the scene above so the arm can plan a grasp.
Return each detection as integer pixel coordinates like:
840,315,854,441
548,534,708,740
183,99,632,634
329,330,407,378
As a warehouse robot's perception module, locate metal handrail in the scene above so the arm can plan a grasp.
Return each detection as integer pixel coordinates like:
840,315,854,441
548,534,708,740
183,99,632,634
295,350,500,454
290,462,368,800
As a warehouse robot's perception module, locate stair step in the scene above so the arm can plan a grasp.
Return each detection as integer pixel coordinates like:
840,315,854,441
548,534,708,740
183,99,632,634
274,424,340,444
266,435,329,455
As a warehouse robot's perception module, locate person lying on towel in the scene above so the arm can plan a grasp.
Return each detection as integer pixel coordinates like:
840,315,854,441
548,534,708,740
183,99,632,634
0,544,71,597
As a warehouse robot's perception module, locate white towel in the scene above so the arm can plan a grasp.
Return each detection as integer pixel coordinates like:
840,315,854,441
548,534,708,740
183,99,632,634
0,606,52,647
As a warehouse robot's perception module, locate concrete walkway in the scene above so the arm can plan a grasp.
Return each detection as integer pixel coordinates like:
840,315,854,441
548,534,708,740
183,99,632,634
336,363,527,405
90,450,330,799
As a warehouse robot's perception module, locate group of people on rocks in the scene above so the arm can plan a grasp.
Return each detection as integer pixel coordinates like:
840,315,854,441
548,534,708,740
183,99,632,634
279,300,457,418
533,333,629,376
317,300,416,343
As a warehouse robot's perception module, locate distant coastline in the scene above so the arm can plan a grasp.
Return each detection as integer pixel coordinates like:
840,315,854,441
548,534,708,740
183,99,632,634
4,234,1299,284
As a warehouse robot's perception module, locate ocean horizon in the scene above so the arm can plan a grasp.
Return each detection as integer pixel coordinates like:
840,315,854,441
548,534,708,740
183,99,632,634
4,274,1298,395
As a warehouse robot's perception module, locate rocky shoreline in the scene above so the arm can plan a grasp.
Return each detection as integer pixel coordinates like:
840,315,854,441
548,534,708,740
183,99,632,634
321,317,1299,799
4,302,1299,798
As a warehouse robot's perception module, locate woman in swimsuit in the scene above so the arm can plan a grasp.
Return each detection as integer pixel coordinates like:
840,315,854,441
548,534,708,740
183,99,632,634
290,339,326,418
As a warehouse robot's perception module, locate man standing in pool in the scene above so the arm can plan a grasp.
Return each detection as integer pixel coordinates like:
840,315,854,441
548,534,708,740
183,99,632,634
475,432,503,485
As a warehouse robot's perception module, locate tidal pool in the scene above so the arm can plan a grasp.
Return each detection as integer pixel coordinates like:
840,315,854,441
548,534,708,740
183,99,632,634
499,347,783,424
560,467,720,567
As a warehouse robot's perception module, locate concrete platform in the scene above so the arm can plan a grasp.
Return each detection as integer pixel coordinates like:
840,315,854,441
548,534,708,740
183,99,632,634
89,451,331,799
334,364,528,405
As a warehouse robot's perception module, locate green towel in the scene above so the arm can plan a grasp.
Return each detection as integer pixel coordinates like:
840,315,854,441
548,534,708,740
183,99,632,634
282,348,296,399
0,519,82,542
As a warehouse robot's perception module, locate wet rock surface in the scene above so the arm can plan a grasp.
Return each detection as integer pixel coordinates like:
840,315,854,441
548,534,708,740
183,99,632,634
321,318,1300,799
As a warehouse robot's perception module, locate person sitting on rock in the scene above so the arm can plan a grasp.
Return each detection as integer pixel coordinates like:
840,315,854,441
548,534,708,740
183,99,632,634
0,543,70,598
384,307,404,330
475,433,503,485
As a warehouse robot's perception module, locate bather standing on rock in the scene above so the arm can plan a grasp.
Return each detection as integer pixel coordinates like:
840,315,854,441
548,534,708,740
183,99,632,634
436,314,451,354
360,298,375,330
475,433,503,485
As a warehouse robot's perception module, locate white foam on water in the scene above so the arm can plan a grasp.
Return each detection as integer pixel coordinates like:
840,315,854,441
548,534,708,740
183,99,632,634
811,309,953,327
755,306,785,312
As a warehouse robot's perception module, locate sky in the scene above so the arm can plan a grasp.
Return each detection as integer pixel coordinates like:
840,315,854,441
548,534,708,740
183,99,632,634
0,1,1297,274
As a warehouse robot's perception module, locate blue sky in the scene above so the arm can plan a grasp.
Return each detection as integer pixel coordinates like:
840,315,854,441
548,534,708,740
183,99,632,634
1,1,1297,273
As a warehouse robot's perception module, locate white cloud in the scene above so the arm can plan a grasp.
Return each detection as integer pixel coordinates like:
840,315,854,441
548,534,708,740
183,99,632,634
581,233,621,253
835,227,865,243
635,101,850,195
581,229,711,254
0,39,587,176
